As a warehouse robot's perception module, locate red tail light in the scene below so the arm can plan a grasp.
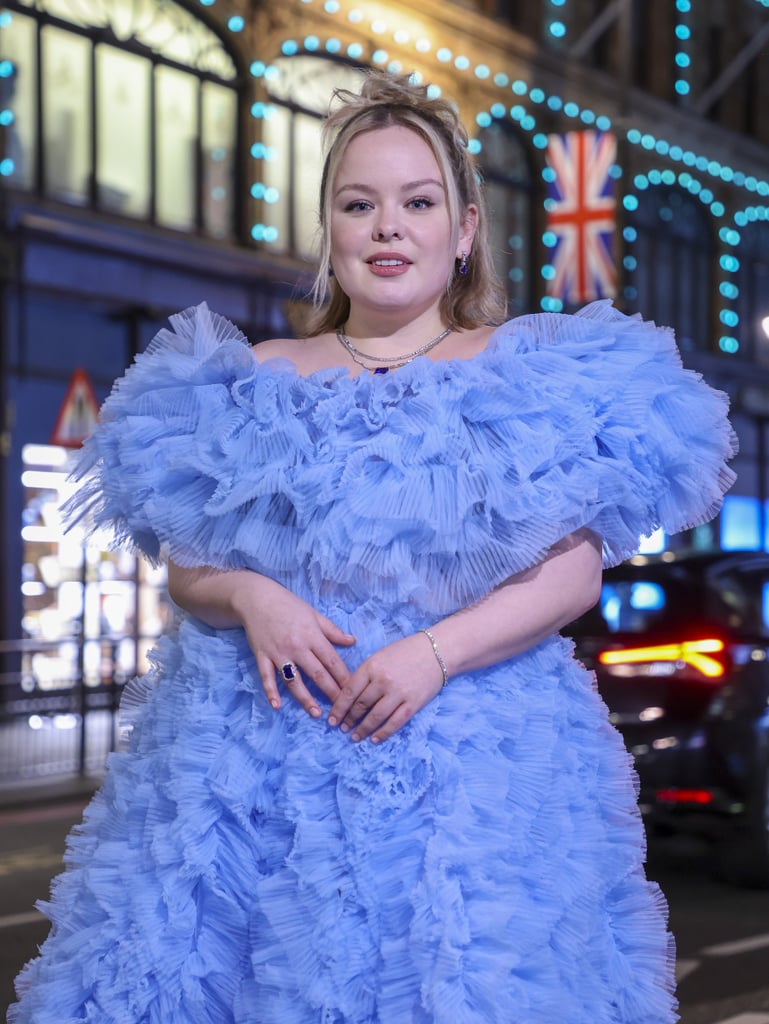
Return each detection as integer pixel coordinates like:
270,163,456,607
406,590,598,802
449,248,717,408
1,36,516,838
656,788,713,805
598,638,726,679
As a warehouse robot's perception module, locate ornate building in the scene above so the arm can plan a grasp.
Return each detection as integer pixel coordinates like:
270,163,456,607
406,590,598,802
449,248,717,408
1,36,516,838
1,0,768,755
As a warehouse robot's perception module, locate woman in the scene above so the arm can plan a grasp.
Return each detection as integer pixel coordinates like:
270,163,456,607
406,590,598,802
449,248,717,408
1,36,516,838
10,72,736,1023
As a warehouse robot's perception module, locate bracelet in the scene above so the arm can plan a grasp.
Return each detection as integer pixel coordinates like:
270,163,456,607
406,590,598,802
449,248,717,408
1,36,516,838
421,628,449,687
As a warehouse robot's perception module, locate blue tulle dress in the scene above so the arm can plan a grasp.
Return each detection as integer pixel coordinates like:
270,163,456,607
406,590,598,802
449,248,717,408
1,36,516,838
9,300,737,1024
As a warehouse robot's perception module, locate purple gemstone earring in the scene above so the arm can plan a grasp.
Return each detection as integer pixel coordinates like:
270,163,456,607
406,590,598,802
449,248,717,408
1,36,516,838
459,251,469,275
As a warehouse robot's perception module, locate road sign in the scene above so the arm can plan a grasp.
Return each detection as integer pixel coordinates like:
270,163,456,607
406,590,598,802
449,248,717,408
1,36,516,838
50,369,100,448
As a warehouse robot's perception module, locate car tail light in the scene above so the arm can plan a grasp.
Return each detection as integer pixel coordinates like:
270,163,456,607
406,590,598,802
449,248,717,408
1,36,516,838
655,788,713,805
598,638,726,679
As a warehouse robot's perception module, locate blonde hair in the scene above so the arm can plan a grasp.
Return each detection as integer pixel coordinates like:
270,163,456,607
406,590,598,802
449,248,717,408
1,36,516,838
306,71,507,335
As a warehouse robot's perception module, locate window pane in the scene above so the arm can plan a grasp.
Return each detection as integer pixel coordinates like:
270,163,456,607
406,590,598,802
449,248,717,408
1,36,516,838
41,26,91,204
262,107,290,252
156,65,197,231
268,57,365,115
293,112,323,260
202,81,236,238
1,9,36,188
96,45,150,217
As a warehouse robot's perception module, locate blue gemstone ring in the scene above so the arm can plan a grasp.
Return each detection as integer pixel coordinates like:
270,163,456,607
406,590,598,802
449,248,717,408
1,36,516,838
280,662,298,683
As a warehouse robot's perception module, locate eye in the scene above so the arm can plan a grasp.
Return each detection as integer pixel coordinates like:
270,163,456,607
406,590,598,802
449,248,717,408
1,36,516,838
408,196,435,210
343,199,373,213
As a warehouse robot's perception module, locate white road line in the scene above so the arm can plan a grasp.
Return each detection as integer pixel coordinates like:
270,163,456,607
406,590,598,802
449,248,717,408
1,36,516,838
675,957,700,981
703,932,769,957
0,910,45,930
710,1014,769,1024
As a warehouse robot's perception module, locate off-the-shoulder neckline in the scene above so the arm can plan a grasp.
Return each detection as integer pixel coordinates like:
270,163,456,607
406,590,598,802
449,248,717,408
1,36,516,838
249,320,511,383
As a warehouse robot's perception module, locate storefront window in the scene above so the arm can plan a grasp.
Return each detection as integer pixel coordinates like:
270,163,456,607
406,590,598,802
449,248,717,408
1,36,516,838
735,221,769,366
629,188,712,353
264,57,366,259
0,9,36,188
96,45,151,217
476,121,534,315
41,25,91,204
202,81,237,239
1,0,239,237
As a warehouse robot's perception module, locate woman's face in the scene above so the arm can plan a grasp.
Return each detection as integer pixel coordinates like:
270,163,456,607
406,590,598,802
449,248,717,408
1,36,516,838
328,124,475,324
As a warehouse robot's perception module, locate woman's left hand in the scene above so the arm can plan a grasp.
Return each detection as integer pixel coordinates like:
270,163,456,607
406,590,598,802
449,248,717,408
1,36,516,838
327,632,445,744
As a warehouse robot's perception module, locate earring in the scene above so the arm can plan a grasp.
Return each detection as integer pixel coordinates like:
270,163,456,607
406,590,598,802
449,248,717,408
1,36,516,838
459,252,469,276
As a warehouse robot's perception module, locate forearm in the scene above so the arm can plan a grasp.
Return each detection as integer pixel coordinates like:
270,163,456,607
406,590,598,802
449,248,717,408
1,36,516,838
166,562,271,629
427,528,603,678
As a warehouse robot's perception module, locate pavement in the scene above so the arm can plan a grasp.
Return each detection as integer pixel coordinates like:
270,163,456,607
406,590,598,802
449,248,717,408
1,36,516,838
0,773,102,812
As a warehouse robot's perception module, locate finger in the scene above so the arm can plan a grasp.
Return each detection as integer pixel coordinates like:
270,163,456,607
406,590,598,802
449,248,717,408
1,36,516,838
311,645,352,693
328,676,369,728
256,654,282,710
279,665,323,719
302,655,345,702
349,698,401,743
369,702,413,744
318,614,356,647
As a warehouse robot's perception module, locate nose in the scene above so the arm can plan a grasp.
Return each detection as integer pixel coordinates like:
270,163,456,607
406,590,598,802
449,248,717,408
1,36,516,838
372,206,404,241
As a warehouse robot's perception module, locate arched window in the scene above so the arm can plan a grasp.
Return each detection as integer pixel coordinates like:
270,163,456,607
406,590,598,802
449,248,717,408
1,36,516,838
735,220,769,366
476,121,534,315
0,0,239,238
628,188,713,353
262,57,365,260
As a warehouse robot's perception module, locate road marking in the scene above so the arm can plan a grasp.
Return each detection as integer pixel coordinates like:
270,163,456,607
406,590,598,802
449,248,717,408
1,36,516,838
710,1014,769,1024
0,846,64,877
703,932,769,957
675,957,700,981
0,910,45,930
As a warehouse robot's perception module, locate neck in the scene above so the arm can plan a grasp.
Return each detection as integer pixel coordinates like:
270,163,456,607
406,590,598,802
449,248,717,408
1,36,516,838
342,309,447,347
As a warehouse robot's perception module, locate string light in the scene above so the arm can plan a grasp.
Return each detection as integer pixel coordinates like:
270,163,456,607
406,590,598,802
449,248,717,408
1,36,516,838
237,2,769,336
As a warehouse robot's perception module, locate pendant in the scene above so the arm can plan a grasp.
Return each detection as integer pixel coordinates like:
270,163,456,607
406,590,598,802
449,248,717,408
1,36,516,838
373,367,389,375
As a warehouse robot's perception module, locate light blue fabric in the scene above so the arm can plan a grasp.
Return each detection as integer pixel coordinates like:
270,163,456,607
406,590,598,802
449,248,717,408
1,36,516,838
10,301,736,1023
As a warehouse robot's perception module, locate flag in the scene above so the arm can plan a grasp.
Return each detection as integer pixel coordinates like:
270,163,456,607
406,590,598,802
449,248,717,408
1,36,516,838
545,130,617,304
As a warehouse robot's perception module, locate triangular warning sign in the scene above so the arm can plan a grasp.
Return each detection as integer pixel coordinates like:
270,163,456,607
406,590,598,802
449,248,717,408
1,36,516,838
50,369,101,448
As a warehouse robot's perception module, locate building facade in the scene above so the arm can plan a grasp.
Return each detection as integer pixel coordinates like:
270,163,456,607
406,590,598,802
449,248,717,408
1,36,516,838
1,0,768,753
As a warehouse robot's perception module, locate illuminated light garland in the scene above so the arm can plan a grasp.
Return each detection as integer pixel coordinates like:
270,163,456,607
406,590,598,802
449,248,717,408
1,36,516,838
674,0,693,98
248,2,769,333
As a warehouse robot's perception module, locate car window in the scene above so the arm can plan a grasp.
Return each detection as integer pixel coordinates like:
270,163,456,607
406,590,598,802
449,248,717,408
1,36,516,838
570,573,696,636
705,566,769,637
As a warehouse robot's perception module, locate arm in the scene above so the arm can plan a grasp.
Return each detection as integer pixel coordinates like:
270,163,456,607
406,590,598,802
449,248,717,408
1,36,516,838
328,527,603,743
167,562,355,716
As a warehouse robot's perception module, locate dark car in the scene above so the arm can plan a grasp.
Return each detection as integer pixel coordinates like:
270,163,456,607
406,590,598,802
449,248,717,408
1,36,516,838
568,550,769,888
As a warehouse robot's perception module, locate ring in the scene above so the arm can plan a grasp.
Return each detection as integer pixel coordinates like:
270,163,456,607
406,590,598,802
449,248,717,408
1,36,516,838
280,662,298,683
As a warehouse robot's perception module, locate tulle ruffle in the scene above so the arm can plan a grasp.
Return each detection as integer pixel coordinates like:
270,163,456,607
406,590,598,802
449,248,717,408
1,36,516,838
10,622,677,1023
63,300,737,618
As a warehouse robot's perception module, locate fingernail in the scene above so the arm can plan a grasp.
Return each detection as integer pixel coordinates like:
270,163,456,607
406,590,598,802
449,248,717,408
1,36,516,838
270,699,280,709
340,723,350,734
328,715,338,727
351,732,360,743
309,707,321,718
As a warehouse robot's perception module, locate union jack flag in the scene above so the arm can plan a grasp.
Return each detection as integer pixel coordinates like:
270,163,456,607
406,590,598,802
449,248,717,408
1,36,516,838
545,130,617,304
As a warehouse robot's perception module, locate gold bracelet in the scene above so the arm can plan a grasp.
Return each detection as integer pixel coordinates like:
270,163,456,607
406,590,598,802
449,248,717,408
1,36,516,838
421,628,449,687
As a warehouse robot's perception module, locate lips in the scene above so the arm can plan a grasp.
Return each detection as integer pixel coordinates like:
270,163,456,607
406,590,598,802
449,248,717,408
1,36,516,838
366,252,412,267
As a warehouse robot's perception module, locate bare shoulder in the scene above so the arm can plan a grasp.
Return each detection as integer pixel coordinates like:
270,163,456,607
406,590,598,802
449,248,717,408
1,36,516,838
252,332,341,374
251,336,300,361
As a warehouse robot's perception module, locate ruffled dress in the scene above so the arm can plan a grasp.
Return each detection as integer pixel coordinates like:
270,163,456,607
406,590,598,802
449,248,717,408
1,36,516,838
9,300,737,1024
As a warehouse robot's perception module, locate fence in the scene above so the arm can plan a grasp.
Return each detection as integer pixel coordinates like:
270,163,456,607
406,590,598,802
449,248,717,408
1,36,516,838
0,637,122,787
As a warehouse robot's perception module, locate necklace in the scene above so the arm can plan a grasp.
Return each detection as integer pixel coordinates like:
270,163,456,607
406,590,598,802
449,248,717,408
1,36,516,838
336,325,453,374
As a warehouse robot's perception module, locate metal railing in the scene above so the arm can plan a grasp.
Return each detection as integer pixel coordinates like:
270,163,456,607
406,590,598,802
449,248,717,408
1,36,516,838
0,637,123,786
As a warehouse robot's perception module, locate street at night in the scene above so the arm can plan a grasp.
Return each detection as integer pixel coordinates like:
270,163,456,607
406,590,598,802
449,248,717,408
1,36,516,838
1,792,768,1024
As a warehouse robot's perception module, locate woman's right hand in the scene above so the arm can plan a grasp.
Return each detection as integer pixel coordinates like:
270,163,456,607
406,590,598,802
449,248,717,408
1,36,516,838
167,562,355,718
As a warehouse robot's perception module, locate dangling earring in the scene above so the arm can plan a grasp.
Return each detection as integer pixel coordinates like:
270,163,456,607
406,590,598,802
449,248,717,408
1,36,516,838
459,251,469,276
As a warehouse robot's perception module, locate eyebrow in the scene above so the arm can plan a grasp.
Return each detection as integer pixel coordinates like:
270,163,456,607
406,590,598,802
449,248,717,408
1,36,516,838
334,178,445,197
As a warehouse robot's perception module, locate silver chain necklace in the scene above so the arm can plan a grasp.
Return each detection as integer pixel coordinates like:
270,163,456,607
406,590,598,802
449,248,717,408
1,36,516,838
336,325,453,374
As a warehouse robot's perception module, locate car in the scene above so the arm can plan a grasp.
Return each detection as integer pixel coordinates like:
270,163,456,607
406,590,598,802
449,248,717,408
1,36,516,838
568,549,769,888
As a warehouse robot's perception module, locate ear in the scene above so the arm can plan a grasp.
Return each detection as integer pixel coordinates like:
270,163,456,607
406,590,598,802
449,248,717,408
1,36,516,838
456,204,479,259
